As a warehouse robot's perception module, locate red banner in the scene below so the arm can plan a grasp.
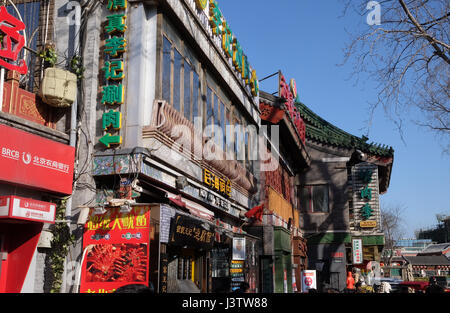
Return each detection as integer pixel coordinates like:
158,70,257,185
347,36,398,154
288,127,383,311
0,124,75,195
80,206,151,293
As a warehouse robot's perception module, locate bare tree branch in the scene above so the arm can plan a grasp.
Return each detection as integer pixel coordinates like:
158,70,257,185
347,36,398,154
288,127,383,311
340,0,450,152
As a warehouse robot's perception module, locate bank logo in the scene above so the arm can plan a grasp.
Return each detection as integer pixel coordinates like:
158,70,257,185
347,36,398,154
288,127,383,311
22,152,31,165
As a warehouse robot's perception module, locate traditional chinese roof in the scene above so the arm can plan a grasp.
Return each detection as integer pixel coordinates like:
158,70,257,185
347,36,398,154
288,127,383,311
295,102,394,158
295,101,394,193
418,243,450,256
402,255,450,266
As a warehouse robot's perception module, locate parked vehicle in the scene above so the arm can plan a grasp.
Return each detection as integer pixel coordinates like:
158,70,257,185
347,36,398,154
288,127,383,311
429,276,450,292
399,281,429,293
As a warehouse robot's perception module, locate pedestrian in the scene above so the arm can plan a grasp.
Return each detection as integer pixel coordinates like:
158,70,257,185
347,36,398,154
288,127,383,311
114,283,154,293
355,281,363,293
425,277,444,294
232,282,250,293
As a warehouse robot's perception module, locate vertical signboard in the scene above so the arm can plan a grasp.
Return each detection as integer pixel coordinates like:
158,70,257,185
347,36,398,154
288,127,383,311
352,239,363,265
99,0,128,148
230,237,246,291
80,205,151,293
351,163,381,231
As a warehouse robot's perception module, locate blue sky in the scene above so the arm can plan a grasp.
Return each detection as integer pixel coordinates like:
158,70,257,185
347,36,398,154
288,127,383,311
218,0,450,238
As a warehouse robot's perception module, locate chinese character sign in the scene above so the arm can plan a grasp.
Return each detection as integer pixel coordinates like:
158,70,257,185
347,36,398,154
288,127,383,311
80,205,151,293
352,239,363,264
169,214,215,250
352,163,380,229
203,168,231,197
0,6,27,74
99,0,128,149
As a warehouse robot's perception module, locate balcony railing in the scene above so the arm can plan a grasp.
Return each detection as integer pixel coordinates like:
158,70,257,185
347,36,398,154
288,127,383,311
1,70,56,129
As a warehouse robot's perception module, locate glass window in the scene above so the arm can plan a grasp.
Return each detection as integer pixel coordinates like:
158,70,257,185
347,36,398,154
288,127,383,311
7,2,41,92
225,108,233,155
173,48,182,112
192,71,200,120
162,36,172,104
213,94,221,148
206,87,213,128
313,185,329,213
220,101,226,151
235,119,243,164
300,186,311,212
301,185,329,213
184,61,192,120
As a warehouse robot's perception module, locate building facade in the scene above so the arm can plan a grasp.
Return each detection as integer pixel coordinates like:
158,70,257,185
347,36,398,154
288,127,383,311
0,0,77,293
245,85,310,293
296,100,394,291
69,0,265,293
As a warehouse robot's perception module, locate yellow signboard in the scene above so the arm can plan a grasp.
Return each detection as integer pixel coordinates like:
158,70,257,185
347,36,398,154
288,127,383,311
360,220,377,228
203,168,231,197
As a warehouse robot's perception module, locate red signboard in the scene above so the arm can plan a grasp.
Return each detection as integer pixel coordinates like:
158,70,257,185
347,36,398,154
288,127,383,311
279,73,306,144
0,124,75,195
0,6,28,74
80,206,151,293
0,195,56,223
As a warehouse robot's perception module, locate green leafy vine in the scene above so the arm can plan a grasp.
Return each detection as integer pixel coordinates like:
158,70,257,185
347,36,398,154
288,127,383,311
70,54,85,80
48,198,75,293
38,43,58,68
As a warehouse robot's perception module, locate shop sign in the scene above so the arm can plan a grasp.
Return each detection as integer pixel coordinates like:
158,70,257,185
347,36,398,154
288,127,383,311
300,270,317,293
99,0,129,148
203,168,231,197
188,0,259,97
232,237,246,261
351,163,380,230
0,124,75,195
0,195,56,224
230,260,244,291
352,239,363,264
80,205,151,293
169,214,215,249
159,253,169,293
0,6,28,74
278,73,306,144
360,220,377,228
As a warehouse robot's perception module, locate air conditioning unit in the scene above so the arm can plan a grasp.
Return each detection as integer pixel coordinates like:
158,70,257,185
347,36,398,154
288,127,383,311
40,67,77,108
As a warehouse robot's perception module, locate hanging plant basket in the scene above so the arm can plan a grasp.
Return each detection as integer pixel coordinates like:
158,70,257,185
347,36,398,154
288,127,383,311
40,67,77,108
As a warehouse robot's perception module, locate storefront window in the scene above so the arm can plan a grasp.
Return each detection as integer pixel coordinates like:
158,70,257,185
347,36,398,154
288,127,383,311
301,185,329,213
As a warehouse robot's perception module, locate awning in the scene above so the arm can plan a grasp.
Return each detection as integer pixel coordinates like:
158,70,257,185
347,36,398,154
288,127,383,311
167,192,214,221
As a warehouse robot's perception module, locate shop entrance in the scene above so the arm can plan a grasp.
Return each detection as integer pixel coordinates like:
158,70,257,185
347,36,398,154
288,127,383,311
166,246,207,293
0,235,4,284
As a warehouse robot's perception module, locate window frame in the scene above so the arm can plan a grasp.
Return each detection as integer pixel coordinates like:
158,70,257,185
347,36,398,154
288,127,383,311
159,17,254,169
301,184,330,213
160,33,201,124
